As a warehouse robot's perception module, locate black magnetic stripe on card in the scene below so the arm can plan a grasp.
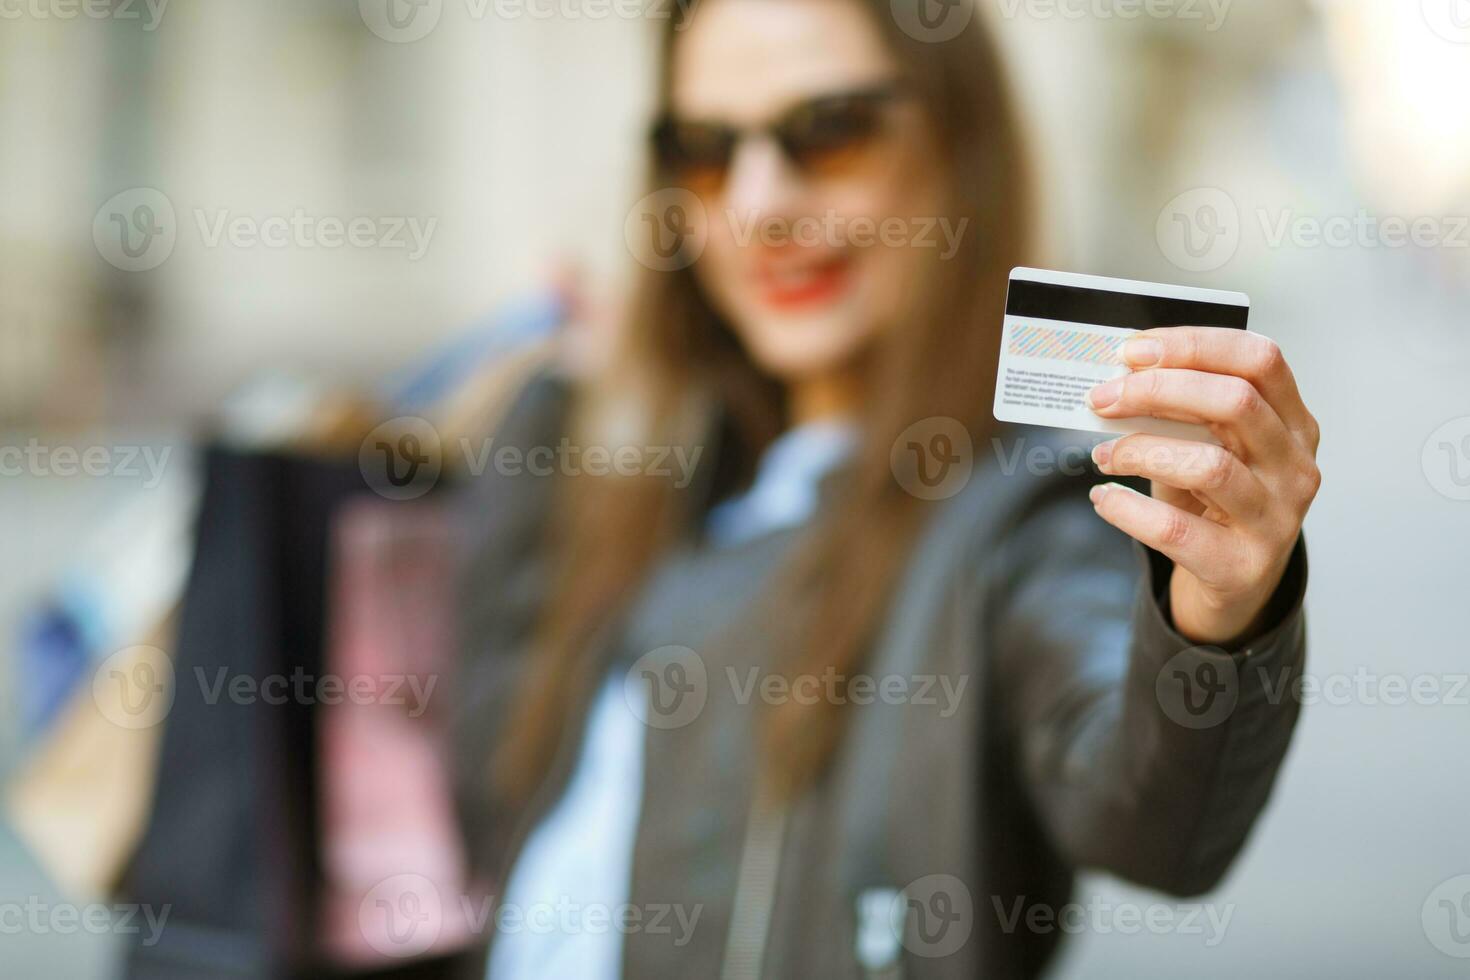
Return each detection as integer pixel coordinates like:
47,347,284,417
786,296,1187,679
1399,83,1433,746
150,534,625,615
1005,279,1249,330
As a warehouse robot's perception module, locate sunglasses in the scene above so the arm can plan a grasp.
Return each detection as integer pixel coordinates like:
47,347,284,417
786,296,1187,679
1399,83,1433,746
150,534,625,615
650,82,907,195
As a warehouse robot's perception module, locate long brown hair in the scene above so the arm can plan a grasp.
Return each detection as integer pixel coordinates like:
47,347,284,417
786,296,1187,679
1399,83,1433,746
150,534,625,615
495,0,1033,804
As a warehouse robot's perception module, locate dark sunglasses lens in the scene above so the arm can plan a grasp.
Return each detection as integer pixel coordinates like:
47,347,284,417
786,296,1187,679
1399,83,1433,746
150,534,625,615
654,121,735,193
781,97,885,176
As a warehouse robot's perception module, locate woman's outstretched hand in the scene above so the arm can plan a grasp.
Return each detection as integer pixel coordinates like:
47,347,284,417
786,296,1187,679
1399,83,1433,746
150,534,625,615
1085,327,1321,646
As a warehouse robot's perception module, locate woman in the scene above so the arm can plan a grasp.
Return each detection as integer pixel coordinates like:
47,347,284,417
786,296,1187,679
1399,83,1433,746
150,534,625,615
451,0,1319,976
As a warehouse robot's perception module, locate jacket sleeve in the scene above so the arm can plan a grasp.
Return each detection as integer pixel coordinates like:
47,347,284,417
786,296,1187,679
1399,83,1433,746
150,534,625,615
986,472,1308,896
449,370,571,868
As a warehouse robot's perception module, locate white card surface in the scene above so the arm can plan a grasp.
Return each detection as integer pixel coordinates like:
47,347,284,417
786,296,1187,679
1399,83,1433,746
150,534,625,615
993,267,1251,442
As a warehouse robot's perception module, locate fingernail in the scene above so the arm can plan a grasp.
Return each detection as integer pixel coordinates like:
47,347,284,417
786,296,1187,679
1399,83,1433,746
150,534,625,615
1091,440,1115,468
1088,379,1121,411
1089,483,1110,505
1122,337,1162,366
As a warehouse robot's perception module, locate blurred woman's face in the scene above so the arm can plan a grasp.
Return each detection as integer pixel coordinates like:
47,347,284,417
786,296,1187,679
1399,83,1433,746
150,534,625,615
666,0,945,386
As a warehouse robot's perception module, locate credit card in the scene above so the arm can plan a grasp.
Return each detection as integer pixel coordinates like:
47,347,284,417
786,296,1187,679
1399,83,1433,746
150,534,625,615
993,267,1251,441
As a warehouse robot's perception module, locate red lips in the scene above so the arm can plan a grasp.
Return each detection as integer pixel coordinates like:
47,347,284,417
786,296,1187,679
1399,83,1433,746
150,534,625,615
751,251,853,310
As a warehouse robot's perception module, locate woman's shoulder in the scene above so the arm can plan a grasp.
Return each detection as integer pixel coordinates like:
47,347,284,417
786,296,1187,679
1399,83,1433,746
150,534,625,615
446,367,573,569
909,423,1127,583
943,424,1101,530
